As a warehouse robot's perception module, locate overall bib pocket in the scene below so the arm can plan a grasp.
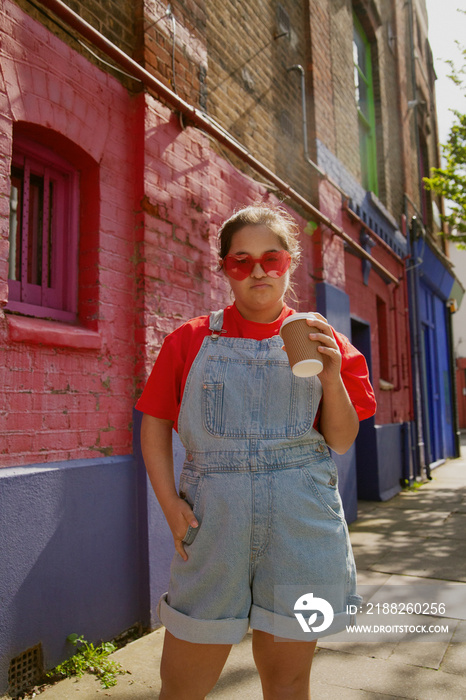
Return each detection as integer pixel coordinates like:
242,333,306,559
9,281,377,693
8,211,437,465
179,469,203,545
202,355,317,438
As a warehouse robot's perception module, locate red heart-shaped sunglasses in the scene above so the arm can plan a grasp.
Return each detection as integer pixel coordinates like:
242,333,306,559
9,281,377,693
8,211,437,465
221,250,291,281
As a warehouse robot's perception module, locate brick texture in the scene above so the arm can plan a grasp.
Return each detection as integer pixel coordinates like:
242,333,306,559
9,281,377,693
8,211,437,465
14,0,139,60
0,0,138,466
1,0,442,466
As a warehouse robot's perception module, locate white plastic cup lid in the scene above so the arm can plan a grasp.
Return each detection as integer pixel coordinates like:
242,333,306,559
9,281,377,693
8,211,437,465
280,313,319,336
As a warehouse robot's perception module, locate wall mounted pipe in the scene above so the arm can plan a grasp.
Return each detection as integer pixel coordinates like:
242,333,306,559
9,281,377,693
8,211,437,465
286,64,350,201
38,0,399,286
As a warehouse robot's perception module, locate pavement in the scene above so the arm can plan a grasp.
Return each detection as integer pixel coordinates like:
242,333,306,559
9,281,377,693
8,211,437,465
29,435,466,699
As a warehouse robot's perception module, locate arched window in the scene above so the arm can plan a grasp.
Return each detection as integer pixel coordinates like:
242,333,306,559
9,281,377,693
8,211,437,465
7,135,79,322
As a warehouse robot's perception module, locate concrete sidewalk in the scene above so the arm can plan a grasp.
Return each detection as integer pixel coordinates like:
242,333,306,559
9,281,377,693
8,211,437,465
33,442,466,699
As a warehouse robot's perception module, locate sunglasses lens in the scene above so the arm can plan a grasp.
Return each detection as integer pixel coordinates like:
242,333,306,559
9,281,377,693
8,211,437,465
223,255,253,280
261,251,291,277
222,251,291,280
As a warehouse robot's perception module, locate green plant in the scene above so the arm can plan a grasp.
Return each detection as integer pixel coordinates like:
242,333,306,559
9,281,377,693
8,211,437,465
401,478,423,491
423,14,466,246
47,633,127,689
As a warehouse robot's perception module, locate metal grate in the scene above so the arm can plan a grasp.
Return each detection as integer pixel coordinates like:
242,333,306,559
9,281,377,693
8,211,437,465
8,644,44,696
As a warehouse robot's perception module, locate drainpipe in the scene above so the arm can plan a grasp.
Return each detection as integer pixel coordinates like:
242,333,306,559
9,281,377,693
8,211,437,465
287,65,350,200
408,215,431,479
447,307,461,458
406,0,431,478
407,0,425,212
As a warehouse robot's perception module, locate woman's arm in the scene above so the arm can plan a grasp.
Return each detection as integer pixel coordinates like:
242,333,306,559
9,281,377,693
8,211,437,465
140,413,198,560
318,374,359,454
307,316,359,454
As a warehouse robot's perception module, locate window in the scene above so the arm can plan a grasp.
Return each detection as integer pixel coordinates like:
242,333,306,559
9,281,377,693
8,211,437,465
7,136,79,322
353,14,378,194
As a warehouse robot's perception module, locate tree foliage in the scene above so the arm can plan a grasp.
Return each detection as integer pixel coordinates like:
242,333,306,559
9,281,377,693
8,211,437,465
423,28,466,246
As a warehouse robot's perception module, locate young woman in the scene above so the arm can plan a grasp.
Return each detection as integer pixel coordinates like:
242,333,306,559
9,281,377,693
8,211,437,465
137,205,376,699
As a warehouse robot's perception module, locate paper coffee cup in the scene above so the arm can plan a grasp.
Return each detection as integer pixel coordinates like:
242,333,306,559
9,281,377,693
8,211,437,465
280,313,324,377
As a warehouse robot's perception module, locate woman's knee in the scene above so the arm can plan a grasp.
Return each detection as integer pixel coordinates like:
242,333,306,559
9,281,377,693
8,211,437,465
259,668,311,699
159,631,231,700
252,631,315,700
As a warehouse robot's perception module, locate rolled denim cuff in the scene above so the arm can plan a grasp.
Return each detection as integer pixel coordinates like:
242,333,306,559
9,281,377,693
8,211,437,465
157,593,249,644
250,602,361,641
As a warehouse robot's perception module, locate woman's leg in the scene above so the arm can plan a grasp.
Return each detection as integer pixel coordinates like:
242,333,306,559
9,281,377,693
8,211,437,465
252,629,317,700
159,630,232,700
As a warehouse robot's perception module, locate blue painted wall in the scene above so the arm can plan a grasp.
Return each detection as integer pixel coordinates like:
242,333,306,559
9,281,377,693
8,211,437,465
316,281,358,522
0,456,141,694
133,409,184,628
356,421,404,500
414,238,456,463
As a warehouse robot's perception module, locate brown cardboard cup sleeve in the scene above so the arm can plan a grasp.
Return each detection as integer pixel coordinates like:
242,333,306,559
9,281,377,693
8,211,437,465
280,313,324,377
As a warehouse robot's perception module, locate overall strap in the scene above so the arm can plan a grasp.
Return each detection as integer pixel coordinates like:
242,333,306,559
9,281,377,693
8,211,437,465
208,310,226,340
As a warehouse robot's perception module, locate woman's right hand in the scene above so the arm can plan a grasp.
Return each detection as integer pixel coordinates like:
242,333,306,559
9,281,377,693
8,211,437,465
164,495,199,561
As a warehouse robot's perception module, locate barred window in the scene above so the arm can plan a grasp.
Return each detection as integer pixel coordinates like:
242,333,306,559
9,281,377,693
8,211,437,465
7,136,79,322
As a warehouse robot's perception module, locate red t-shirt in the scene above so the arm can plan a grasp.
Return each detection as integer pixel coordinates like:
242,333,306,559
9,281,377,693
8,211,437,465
136,303,377,431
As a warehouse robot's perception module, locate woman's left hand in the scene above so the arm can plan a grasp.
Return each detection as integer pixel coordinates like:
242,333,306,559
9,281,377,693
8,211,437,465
305,314,342,385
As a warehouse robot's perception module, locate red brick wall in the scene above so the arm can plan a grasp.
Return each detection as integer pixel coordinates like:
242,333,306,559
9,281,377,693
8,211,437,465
457,358,466,430
343,227,412,425
1,0,314,467
135,93,313,386
0,1,139,466
2,0,432,467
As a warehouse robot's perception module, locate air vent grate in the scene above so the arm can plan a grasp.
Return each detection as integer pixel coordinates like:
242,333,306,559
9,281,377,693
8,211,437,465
8,644,44,696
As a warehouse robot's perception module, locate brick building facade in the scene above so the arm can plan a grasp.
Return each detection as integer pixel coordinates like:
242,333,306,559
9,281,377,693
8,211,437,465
0,0,459,693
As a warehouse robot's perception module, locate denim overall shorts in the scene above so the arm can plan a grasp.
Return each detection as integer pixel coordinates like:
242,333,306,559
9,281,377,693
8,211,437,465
158,310,362,643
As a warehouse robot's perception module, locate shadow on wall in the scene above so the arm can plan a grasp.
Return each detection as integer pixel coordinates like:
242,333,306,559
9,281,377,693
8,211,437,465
0,456,140,694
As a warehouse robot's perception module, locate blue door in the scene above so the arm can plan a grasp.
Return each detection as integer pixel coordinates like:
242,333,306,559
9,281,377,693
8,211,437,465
419,284,455,462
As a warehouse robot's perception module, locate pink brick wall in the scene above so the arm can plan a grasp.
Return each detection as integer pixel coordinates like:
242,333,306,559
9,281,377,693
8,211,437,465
135,94,313,387
1,0,314,467
0,0,138,466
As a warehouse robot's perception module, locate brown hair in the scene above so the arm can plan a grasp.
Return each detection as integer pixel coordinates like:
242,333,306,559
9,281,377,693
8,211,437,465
218,205,302,275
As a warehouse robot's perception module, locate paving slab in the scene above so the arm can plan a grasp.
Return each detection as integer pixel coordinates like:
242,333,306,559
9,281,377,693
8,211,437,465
31,629,166,699
317,639,398,660
209,633,261,698
406,512,466,541
351,508,452,534
311,678,400,699
374,489,466,511
440,620,466,675
312,647,466,699
372,574,466,621
367,537,466,582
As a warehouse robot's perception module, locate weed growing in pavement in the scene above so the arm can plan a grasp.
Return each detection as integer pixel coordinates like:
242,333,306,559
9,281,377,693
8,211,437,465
401,478,424,491
46,634,127,689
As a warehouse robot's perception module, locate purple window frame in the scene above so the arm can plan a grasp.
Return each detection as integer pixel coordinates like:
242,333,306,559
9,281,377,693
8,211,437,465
7,137,79,323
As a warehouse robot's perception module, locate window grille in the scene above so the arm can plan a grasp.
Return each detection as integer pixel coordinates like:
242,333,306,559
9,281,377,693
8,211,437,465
7,135,79,322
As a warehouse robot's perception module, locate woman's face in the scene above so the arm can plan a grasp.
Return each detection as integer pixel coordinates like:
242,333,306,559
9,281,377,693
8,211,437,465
224,224,289,322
